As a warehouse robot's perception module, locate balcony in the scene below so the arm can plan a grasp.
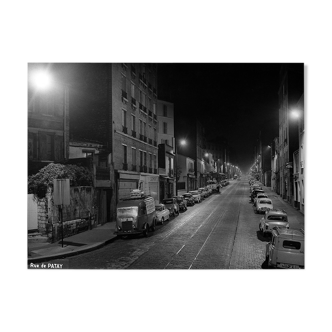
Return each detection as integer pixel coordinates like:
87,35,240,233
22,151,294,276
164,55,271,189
122,126,128,134
140,134,144,141
148,82,152,91
153,140,157,147
148,110,152,117
132,164,137,172
149,167,153,173
123,163,128,171
131,130,136,138
148,138,152,145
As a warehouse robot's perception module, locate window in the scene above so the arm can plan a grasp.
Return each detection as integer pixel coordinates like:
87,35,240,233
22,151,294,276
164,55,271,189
139,119,143,135
139,150,143,166
143,151,147,166
148,125,152,138
123,145,127,164
163,104,167,117
143,122,147,136
132,147,136,165
131,82,135,97
122,109,127,128
139,90,145,106
153,154,157,168
283,240,301,250
149,153,152,168
131,115,135,131
122,75,126,92
153,103,156,114
154,128,157,141
163,122,167,134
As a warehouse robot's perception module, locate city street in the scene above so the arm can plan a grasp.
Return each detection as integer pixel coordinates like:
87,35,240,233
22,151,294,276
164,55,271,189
49,178,303,269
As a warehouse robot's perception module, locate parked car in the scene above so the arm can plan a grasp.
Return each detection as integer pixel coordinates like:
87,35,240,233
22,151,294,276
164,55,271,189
255,198,273,214
250,189,264,202
155,203,170,224
115,196,156,237
198,188,207,199
183,193,195,206
162,197,179,217
254,193,269,206
265,228,304,269
173,196,188,212
189,190,201,203
259,209,289,237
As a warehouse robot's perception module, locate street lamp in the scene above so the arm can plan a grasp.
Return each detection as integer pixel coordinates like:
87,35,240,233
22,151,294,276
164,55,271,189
175,138,187,196
30,70,53,91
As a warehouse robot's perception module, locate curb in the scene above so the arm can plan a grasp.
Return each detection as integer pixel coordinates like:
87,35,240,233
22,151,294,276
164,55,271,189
27,235,118,264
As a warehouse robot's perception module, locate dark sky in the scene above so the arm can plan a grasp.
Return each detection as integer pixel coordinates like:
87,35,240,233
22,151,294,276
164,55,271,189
158,63,281,172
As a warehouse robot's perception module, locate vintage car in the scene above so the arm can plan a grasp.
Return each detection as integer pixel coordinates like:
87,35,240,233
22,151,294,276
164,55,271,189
173,196,188,212
162,197,179,217
198,188,207,199
254,198,273,214
189,190,201,203
253,193,269,206
183,193,195,206
115,196,156,237
259,209,289,237
155,203,170,224
265,228,304,269
250,189,264,202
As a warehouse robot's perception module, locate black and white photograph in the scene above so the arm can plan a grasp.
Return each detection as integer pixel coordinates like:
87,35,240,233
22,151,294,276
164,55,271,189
27,62,305,270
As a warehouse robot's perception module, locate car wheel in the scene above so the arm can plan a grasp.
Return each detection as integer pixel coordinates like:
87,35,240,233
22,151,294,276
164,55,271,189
151,219,156,232
160,217,164,225
144,224,149,237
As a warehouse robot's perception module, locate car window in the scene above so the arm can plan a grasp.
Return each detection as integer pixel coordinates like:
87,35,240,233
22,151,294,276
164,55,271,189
268,216,287,221
259,200,271,204
156,206,162,211
283,240,301,250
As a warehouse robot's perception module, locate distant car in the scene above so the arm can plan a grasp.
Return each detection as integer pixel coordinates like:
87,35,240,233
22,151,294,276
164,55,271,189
259,209,289,237
198,188,207,199
189,190,201,203
265,228,304,269
155,204,170,224
183,193,195,206
250,189,264,202
173,196,188,212
255,198,273,214
254,193,269,206
162,197,179,217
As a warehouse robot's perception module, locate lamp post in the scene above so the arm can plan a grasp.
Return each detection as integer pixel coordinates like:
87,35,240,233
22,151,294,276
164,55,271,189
175,139,187,196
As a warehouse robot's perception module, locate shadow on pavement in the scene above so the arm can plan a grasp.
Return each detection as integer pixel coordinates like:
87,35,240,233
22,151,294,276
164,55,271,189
256,230,271,243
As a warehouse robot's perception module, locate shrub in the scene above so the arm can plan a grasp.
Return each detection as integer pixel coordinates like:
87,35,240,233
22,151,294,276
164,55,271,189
28,163,93,199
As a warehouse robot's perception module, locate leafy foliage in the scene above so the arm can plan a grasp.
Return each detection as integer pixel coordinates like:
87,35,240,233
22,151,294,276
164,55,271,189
28,163,93,199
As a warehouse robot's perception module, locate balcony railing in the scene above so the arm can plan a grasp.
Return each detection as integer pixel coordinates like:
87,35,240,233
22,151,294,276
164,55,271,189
123,163,128,171
131,130,136,138
122,126,128,134
132,164,137,172
140,134,144,141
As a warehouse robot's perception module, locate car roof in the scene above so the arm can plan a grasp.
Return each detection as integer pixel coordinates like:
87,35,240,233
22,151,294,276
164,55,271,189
272,228,304,239
267,209,287,216
155,204,164,207
258,198,272,202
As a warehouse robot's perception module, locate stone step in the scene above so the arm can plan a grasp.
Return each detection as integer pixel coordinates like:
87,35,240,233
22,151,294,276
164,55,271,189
28,235,49,243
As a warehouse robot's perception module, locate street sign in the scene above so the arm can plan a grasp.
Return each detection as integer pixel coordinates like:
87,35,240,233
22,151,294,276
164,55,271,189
53,179,70,206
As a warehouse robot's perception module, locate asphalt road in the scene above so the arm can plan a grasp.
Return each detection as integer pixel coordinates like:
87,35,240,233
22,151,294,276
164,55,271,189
60,178,271,269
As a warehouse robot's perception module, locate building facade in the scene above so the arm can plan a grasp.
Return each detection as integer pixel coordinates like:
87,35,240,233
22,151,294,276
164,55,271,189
111,64,159,203
278,64,303,205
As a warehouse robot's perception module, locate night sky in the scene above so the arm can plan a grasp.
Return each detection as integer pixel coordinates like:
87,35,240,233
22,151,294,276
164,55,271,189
158,63,282,173
30,63,284,173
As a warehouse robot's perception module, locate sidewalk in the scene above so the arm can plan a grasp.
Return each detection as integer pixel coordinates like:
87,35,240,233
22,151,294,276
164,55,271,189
259,185,305,231
28,222,118,263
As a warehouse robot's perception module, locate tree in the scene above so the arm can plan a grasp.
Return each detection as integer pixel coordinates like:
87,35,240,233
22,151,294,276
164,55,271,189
28,163,93,199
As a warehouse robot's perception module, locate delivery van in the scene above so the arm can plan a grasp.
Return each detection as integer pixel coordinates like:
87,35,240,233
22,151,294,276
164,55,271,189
115,196,156,237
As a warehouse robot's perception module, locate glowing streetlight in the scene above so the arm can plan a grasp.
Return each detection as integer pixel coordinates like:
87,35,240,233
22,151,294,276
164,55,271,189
205,153,209,157
290,109,301,119
179,139,187,146
31,70,53,91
